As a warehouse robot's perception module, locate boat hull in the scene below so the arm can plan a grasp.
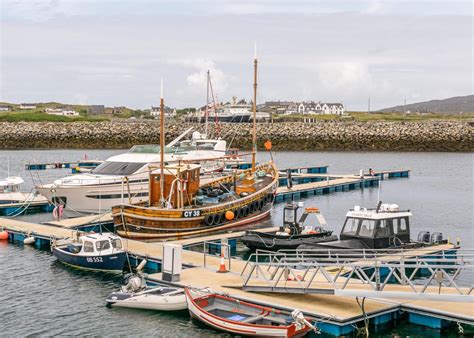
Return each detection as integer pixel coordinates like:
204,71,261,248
106,290,187,311
242,231,338,251
52,247,127,271
186,289,308,337
36,180,149,216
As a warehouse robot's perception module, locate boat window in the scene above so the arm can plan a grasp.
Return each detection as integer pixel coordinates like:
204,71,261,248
393,218,409,234
358,219,376,237
376,219,392,238
91,161,146,176
83,241,95,253
96,240,111,251
342,217,359,235
111,238,122,249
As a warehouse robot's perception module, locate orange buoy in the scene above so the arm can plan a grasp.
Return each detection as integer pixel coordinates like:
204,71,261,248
225,210,235,221
0,231,9,240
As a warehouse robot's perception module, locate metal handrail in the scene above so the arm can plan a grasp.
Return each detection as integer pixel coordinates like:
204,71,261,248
239,247,474,301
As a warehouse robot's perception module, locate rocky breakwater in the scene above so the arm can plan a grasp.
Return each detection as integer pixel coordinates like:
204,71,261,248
0,120,472,151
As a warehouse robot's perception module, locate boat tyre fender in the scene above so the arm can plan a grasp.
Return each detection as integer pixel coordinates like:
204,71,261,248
252,201,259,213
238,208,245,218
267,193,274,203
263,194,269,204
243,206,250,217
204,214,215,226
216,213,225,225
233,209,239,220
258,199,264,210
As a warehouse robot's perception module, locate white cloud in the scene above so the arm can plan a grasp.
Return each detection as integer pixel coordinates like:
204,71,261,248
168,58,233,96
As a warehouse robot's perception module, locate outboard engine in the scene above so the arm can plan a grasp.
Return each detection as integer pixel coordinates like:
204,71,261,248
122,275,144,293
417,231,431,243
430,232,443,244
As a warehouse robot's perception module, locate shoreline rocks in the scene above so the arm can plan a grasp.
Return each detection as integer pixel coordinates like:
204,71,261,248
0,120,472,152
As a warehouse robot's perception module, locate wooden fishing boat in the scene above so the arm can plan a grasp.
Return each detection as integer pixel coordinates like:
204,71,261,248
112,162,278,239
185,288,313,337
112,49,279,240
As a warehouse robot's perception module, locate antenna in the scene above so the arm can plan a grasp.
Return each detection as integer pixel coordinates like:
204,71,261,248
377,179,382,204
205,70,209,137
251,44,258,173
159,78,166,207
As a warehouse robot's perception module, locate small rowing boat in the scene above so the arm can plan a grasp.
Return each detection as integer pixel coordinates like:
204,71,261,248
185,288,314,337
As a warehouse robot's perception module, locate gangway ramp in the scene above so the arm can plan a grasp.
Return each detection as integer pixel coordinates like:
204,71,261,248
240,248,474,303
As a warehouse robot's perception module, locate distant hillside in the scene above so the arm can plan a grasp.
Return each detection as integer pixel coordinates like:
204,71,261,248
379,95,474,114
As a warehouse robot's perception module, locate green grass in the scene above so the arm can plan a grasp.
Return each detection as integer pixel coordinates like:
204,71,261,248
0,111,108,122
348,112,474,122
273,112,474,122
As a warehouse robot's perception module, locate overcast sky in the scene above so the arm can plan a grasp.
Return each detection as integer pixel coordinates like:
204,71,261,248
1,0,472,110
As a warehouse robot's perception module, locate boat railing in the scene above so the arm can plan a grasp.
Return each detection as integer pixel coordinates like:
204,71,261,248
239,248,474,302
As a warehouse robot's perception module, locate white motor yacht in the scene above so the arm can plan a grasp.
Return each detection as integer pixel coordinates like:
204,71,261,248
36,131,229,216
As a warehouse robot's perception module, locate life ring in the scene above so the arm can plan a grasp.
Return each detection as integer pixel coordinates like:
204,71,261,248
204,214,215,226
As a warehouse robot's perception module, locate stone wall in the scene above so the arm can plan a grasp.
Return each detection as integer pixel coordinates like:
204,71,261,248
0,121,472,151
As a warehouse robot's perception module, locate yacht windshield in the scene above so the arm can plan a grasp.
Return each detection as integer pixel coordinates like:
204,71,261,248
91,161,146,175
129,145,181,154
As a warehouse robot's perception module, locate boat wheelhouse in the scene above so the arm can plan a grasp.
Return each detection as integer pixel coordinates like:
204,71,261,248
52,233,127,271
298,203,447,252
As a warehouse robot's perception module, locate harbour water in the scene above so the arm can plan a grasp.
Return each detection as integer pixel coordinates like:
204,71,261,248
0,149,472,336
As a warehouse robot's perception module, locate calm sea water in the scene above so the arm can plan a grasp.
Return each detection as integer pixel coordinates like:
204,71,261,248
0,149,472,336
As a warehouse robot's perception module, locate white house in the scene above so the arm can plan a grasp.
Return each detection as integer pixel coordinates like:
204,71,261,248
151,106,176,118
0,105,11,112
45,107,79,116
20,103,37,110
296,101,344,115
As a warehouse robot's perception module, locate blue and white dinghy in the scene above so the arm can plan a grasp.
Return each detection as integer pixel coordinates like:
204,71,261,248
52,233,127,272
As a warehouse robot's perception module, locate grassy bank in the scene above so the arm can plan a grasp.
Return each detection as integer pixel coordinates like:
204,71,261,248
0,111,108,122
273,112,474,122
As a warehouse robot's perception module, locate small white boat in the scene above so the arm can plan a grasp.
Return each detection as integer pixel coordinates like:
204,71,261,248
106,275,187,311
0,177,50,215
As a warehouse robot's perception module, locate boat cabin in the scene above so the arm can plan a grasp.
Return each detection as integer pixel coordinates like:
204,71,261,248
67,233,124,256
341,204,412,249
0,177,24,193
149,164,201,208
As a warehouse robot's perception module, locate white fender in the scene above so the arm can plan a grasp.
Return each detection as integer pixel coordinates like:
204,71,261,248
24,236,35,245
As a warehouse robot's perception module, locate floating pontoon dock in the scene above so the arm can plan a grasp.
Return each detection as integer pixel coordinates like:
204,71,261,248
1,217,471,336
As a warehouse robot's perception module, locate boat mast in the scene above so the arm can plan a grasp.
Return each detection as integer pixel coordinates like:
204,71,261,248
159,78,166,207
205,70,210,137
251,43,258,173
